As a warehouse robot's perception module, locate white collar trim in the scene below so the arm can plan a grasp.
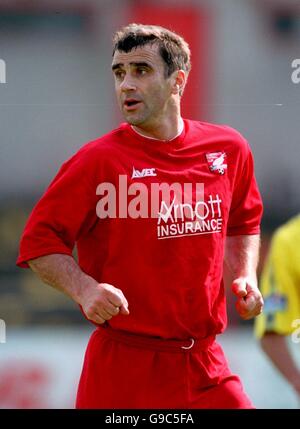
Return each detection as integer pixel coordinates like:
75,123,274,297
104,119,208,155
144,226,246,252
131,118,184,142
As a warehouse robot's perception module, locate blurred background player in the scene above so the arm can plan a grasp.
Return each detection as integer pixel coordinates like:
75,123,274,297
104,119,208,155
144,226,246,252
254,214,300,401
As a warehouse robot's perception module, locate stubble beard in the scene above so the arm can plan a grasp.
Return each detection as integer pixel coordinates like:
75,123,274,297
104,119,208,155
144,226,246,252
124,102,166,130
123,105,151,127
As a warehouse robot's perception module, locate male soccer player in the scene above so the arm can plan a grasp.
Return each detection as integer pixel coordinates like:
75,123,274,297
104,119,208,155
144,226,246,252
17,24,263,408
255,215,300,400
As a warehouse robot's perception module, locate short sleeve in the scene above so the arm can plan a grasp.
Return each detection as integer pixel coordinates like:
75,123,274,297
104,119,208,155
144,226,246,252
227,148,263,236
254,231,300,338
17,147,98,268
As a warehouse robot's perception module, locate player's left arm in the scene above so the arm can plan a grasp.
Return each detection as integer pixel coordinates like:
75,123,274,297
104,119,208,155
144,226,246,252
225,234,264,320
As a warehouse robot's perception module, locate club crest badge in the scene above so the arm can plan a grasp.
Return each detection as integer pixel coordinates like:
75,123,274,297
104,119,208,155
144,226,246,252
206,152,227,175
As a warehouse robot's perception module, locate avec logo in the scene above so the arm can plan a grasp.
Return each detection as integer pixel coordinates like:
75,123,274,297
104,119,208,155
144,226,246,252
131,167,157,179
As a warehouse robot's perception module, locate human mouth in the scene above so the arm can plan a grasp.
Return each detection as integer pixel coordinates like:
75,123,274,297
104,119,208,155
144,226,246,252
123,99,142,111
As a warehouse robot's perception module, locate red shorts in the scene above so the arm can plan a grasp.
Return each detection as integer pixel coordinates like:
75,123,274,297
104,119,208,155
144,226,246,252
76,326,253,409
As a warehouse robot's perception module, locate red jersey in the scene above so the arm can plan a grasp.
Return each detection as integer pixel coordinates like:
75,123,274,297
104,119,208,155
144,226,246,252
17,119,263,339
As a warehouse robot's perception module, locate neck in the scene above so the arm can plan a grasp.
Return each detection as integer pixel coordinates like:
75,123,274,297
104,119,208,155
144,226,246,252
132,117,184,141
131,111,184,141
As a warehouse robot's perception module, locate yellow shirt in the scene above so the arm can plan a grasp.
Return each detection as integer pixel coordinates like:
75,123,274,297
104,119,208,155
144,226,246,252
255,215,300,338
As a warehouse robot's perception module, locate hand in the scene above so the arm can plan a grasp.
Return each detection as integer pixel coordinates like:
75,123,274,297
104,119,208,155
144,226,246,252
80,282,129,325
231,277,264,320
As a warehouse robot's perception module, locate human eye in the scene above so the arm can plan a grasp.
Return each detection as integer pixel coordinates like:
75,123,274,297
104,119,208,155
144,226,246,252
114,69,125,80
136,66,149,76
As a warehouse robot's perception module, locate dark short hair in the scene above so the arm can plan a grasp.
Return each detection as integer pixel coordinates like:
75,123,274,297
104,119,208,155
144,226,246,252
112,23,191,78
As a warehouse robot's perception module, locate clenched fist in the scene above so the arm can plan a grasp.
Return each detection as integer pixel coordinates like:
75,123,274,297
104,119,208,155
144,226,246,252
80,282,129,325
231,277,264,320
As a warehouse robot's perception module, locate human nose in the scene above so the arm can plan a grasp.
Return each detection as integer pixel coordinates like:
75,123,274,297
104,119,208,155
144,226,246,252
119,74,137,92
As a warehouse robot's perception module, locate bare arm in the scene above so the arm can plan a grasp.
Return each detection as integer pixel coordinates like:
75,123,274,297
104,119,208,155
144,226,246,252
260,332,300,396
28,254,129,324
225,234,263,319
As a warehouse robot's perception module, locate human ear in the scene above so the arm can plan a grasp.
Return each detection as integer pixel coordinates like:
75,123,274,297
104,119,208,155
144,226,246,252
171,70,186,95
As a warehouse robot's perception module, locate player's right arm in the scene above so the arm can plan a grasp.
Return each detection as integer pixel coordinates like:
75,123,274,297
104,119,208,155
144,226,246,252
28,254,129,324
17,144,129,325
